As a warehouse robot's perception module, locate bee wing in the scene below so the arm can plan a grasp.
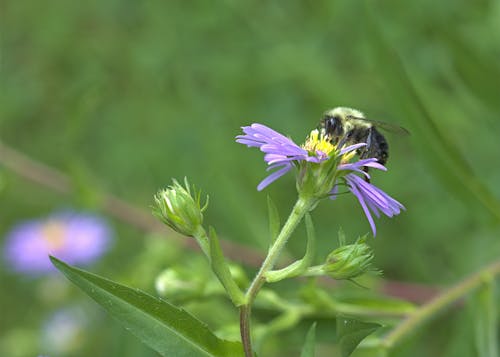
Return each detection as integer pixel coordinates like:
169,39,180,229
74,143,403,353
347,115,410,135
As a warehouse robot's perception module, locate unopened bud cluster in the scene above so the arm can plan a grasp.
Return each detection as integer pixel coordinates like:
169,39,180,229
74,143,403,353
322,237,375,280
153,178,208,237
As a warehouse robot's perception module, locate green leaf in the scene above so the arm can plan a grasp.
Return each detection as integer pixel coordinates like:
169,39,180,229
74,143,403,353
300,322,317,357
265,213,315,282
50,256,244,357
337,316,381,357
267,195,280,242
208,226,245,306
472,279,498,357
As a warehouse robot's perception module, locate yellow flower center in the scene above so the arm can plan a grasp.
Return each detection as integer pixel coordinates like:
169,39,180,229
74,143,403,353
41,220,67,251
302,129,335,155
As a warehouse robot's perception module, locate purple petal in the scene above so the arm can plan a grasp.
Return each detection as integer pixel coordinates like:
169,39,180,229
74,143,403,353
344,174,405,236
237,123,332,189
339,143,367,155
338,158,386,173
329,182,339,200
338,165,372,179
353,178,392,209
236,138,263,147
237,124,298,149
366,199,382,218
257,164,293,191
360,161,387,171
349,182,377,236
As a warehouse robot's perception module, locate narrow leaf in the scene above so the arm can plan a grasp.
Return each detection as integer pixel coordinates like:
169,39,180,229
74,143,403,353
473,280,498,357
337,316,380,357
50,256,244,357
300,322,317,357
208,226,245,306
267,195,280,241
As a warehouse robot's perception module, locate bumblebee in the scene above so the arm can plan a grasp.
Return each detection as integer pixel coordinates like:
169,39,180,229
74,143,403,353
319,107,408,180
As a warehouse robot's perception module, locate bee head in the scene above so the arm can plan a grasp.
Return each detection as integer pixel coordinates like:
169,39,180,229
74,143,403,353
321,107,366,138
321,114,343,138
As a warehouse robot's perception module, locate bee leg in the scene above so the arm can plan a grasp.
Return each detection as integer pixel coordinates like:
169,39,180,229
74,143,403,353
360,128,375,183
337,130,354,149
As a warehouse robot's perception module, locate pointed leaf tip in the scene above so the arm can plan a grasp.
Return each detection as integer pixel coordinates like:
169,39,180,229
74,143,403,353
300,322,317,357
337,316,380,357
51,257,244,357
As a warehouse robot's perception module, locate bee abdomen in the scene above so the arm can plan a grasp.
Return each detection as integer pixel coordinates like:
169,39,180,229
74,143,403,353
371,127,389,166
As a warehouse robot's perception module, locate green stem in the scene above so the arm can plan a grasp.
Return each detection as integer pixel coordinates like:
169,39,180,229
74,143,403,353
240,305,253,357
381,260,500,349
193,226,210,258
239,195,316,357
194,226,245,305
245,196,316,302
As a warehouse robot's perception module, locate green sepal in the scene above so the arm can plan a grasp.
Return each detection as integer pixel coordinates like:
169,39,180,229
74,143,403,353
265,213,316,283
338,227,347,246
300,322,317,357
267,195,280,242
50,256,244,357
337,316,381,357
208,226,246,306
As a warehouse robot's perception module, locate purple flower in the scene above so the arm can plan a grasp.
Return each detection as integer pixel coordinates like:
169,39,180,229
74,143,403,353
342,174,405,236
237,123,405,236
3,212,112,275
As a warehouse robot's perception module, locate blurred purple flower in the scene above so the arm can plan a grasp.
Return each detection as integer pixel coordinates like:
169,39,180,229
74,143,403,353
3,212,112,275
42,306,88,354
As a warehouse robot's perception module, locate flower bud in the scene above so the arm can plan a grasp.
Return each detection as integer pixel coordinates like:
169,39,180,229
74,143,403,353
152,178,208,237
322,237,375,280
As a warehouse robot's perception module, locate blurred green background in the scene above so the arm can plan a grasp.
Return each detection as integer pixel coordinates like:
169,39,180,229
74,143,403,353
1,1,500,356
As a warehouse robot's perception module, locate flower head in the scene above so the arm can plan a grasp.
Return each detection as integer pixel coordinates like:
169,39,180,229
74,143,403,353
236,123,405,235
3,212,112,275
236,124,363,192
